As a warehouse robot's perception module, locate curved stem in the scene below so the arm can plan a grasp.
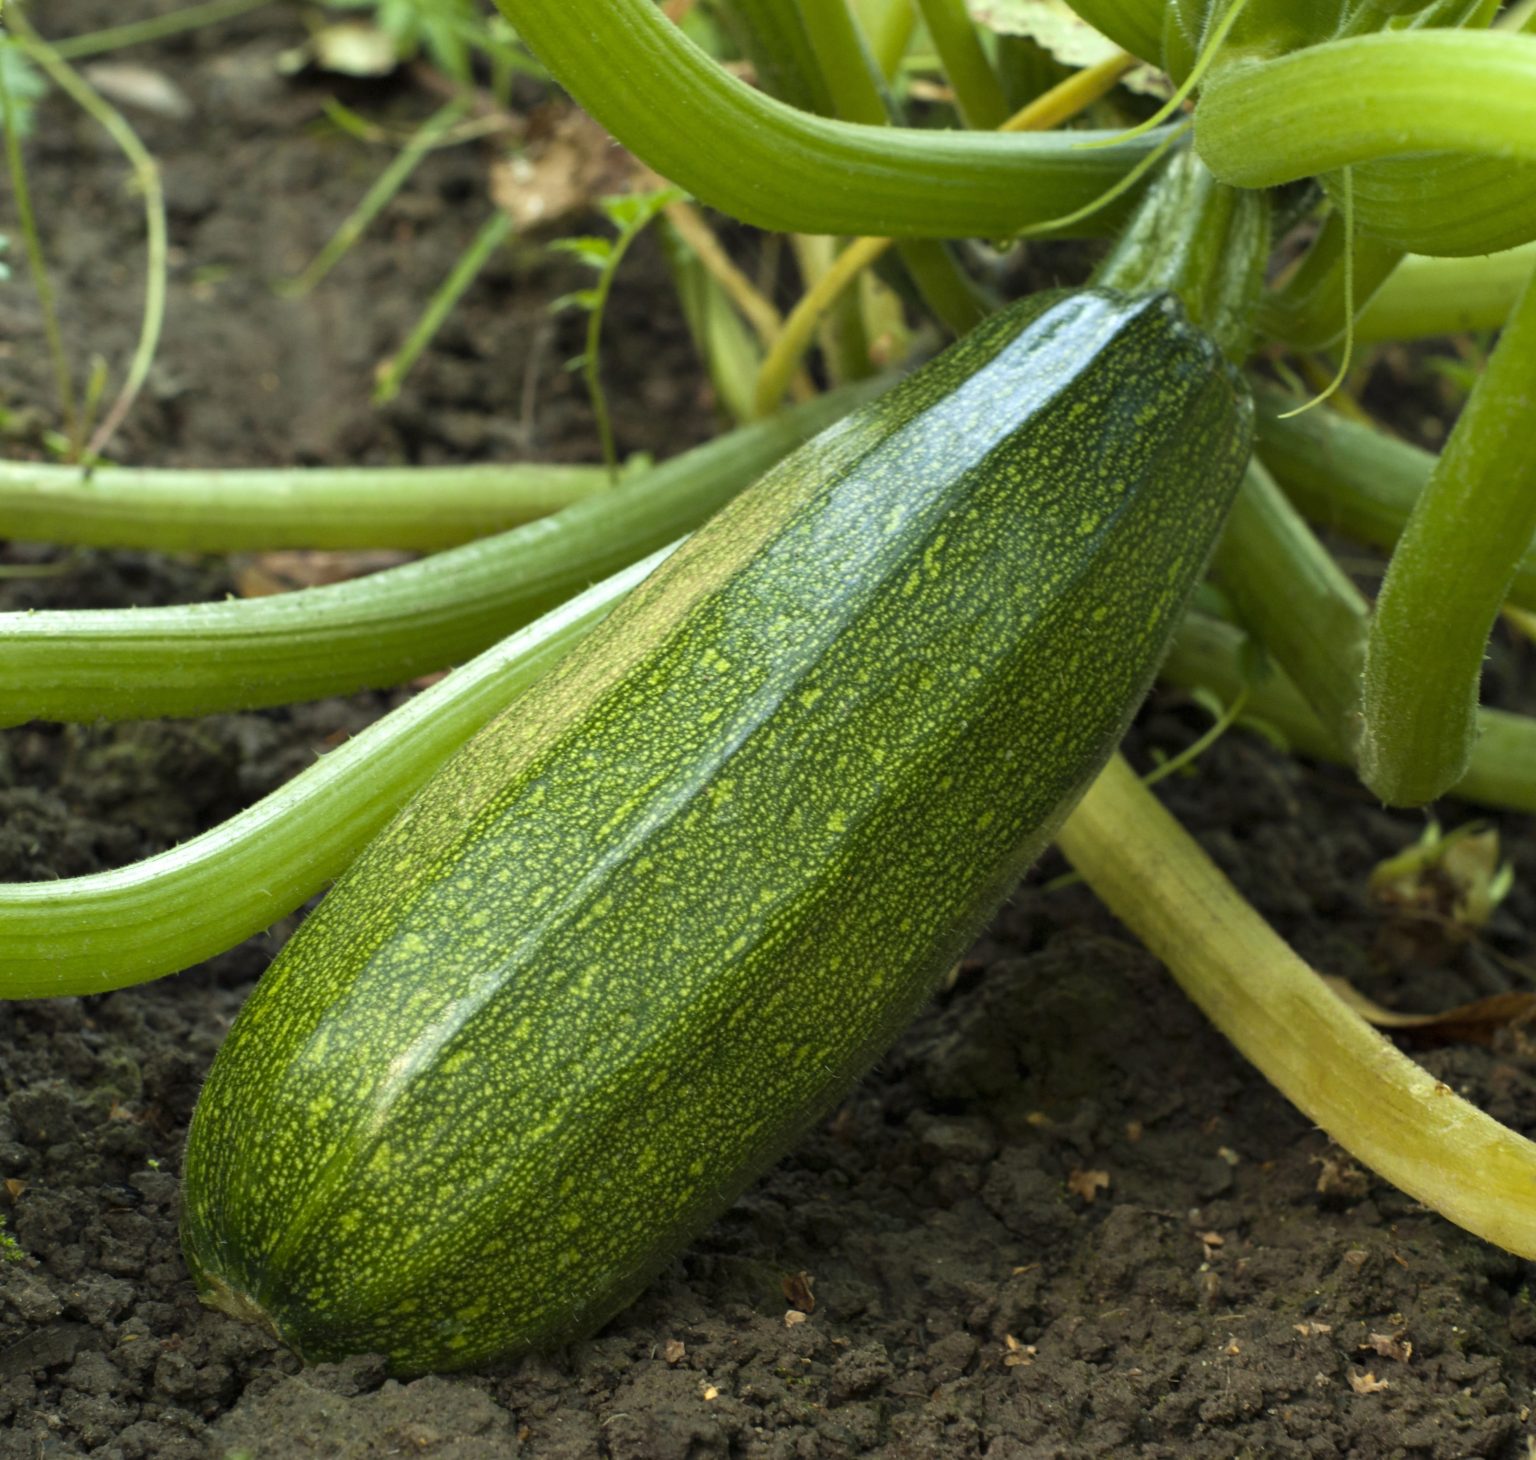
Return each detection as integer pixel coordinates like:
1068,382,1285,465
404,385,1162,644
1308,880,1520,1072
797,0,889,124
754,236,893,416
1059,752,1536,1259
1258,206,1403,351
1253,383,1536,614
1162,612,1536,814
712,0,836,117
492,0,1166,237
1355,242,1536,342
1094,145,1269,363
0,383,880,723
913,0,1010,130
0,553,670,999
1196,31,1536,189
1359,258,1536,805
1208,458,1368,755
0,457,610,553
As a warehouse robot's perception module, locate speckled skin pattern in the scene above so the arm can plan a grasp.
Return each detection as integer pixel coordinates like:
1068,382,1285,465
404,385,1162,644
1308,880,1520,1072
181,289,1253,1374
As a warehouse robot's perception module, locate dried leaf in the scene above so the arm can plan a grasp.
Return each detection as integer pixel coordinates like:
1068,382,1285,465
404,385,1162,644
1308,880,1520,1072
1294,1321,1333,1337
1003,1334,1037,1367
233,550,410,597
307,21,399,77
1324,977,1536,1048
1313,1152,1369,1201
1066,1168,1110,1204
1362,1331,1413,1364
781,1270,816,1314
82,63,193,120
1349,1369,1390,1395
490,106,647,232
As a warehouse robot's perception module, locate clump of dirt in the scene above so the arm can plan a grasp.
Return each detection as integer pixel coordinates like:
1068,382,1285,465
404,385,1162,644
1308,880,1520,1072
4,5,1536,1459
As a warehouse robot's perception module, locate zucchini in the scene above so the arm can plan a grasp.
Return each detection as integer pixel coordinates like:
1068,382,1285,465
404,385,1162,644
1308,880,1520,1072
181,286,1252,1373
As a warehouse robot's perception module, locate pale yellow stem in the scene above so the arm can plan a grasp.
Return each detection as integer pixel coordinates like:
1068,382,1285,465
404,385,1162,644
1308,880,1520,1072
753,236,895,417
999,51,1137,133
1057,752,1536,1259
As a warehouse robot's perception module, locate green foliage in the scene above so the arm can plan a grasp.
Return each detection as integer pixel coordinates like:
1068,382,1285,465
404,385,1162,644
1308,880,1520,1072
0,35,45,138
324,0,531,81
0,1214,23,1263
549,188,687,477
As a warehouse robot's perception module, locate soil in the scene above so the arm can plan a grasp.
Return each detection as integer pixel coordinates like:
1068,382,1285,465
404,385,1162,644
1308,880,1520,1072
4,5,1536,1458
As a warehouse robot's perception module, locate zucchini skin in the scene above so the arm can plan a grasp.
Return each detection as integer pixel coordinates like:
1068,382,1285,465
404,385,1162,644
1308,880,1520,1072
181,289,1252,1373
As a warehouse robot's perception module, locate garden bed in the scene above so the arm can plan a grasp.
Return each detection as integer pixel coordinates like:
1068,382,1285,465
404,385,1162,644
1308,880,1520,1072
3,5,1535,1456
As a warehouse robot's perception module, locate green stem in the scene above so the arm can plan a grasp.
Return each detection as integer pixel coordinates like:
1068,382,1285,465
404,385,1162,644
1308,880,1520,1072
790,234,876,388
1094,146,1268,362
1054,0,1163,66
0,552,668,999
864,0,916,79
1354,242,1536,342
1254,383,1536,614
795,0,986,334
580,211,642,478
12,13,167,460
713,0,836,115
1359,259,1536,805
281,100,471,299
913,0,1009,130
1207,458,1369,755
1059,751,1536,1261
0,43,78,447
1196,32,1536,187
1162,612,1536,814
0,382,882,723
797,0,889,123
1257,206,1404,350
661,223,764,426
0,457,610,553
492,0,1167,237
50,0,272,60
374,209,514,407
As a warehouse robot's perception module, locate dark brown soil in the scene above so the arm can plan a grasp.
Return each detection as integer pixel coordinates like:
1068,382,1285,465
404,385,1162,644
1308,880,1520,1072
4,5,1536,1458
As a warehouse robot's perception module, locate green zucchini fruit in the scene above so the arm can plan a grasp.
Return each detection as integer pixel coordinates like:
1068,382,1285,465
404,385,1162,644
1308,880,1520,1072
181,286,1252,1373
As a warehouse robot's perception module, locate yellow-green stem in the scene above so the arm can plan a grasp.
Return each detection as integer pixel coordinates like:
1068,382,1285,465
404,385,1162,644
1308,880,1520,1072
1058,752,1536,1259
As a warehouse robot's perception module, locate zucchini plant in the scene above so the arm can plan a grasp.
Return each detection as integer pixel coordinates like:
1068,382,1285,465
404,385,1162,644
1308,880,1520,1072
5,0,1536,1372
